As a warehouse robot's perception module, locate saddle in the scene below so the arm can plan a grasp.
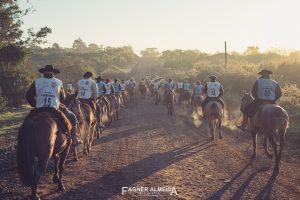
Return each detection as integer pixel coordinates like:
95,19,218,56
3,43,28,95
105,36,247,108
25,107,72,133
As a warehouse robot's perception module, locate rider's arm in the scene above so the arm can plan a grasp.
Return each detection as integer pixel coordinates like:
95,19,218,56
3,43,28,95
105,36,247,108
25,81,36,107
219,85,224,97
251,81,259,99
203,83,208,94
275,85,282,101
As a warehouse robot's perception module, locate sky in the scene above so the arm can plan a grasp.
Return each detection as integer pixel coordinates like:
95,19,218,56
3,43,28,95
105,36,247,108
19,0,300,54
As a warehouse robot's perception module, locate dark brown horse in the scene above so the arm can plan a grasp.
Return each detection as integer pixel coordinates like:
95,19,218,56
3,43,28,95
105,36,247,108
139,84,147,99
165,91,175,115
65,94,96,156
241,91,289,176
95,95,110,137
17,110,71,200
127,87,137,105
204,100,224,140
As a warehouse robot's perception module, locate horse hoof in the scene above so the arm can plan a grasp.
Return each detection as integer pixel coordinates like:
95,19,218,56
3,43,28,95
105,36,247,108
53,174,59,183
58,183,65,192
73,157,79,161
83,151,88,155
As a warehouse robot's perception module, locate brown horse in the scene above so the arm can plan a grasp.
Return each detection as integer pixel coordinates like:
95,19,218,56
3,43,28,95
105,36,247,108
17,110,71,200
165,91,175,115
65,94,96,156
241,91,289,176
180,90,191,107
193,95,204,108
95,96,110,136
204,100,224,140
139,84,147,99
127,87,137,105
120,90,129,106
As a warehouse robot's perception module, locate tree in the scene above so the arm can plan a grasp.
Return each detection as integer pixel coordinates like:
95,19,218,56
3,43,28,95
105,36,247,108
72,38,87,52
244,46,260,55
88,43,100,52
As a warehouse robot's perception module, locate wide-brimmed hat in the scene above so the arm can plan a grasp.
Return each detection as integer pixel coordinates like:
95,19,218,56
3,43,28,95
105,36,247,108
95,76,102,81
209,75,217,80
258,69,273,75
83,72,93,78
39,65,60,74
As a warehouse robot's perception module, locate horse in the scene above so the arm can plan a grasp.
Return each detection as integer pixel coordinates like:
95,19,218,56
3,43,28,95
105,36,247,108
128,87,137,105
17,110,72,200
204,99,224,140
154,89,160,105
149,84,154,97
139,84,147,99
181,90,191,108
240,91,289,176
120,90,129,106
165,91,175,115
94,96,109,138
193,94,204,108
65,94,96,157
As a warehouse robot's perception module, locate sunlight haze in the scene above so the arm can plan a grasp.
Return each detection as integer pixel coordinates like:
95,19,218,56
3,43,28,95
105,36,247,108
20,0,300,53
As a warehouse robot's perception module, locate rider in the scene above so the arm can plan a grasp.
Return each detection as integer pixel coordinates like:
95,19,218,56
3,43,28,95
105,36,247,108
105,79,114,95
96,76,106,96
77,72,98,113
201,75,225,119
120,80,126,92
25,65,81,146
128,78,136,89
193,80,204,96
237,69,282,131
66,81,74,94
183,80,191,91
113,78,121,95
177,80,183,91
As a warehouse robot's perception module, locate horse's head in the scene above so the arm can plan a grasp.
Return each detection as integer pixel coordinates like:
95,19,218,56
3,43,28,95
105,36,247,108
240,90,254,111
64,94,81,113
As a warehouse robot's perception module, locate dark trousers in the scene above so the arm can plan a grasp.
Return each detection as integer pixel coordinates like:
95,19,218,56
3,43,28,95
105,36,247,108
59,104,78,126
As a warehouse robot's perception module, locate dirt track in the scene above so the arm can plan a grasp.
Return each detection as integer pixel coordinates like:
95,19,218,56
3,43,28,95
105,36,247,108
1,96,300,200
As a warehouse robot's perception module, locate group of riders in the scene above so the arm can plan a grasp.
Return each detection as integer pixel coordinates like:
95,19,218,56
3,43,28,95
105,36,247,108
25,64,282,146
25,65,140,148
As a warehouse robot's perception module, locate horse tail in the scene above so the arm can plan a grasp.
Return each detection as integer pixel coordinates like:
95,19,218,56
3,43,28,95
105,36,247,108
17,120,35,187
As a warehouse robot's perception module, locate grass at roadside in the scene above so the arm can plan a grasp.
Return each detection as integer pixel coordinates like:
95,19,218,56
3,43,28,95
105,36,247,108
0,105,31,136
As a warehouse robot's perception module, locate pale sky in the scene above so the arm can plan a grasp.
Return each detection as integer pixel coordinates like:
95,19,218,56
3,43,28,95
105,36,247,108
20,0,300,54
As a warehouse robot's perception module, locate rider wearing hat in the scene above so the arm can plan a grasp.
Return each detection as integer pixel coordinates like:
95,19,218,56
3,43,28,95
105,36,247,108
77,72,98,113
96,76,106,96
113,78,121,95
237,69,282,131
201,75,225,119
25,65,81,146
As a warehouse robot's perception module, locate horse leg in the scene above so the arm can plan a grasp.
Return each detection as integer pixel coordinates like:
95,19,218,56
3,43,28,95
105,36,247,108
263,136,272,159
278,129,286,163
251,132,257,160
53,154,60,183
218,118,223,139
208,120,214,140
31,159,46,200
268,131,279,176
57,144,71,192
73,146,79,161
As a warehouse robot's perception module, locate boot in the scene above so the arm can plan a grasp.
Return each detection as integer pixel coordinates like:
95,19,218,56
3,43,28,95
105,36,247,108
236,114,248,131
71,125,82,146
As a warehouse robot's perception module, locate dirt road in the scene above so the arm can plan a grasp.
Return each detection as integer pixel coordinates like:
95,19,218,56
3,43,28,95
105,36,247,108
1,97,300,200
